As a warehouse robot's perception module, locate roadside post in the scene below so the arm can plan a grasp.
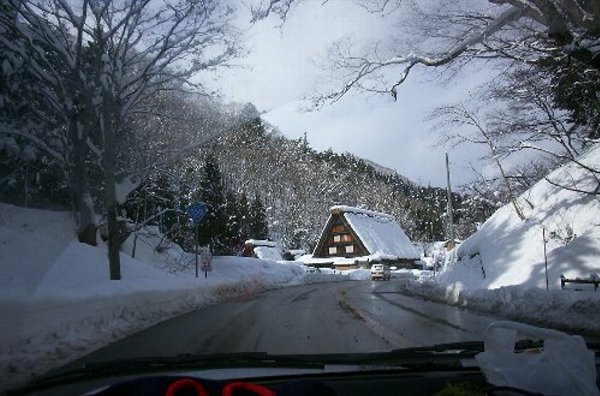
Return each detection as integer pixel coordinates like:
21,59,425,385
187,202,208,278
543,228,549,290
200,246,212,279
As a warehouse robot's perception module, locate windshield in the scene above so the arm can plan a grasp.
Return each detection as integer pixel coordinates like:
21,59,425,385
2,0,599,393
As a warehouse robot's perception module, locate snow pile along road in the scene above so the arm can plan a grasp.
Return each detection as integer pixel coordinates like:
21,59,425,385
416,144,600,335
0,203,318,390
395,276,600,335
440,144,600,290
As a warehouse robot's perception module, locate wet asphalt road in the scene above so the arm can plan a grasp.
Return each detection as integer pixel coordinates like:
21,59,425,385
62,280,501,368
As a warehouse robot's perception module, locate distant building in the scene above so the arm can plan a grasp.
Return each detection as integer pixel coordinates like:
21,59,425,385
442,239,462,251
282,249,306,261
309,206,420,269
243,239,283,261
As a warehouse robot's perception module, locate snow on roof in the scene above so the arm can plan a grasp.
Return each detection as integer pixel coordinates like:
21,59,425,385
330,205,395,221
253,246,283,261
245,239,276,248
323,206,420,260
339,207,420,260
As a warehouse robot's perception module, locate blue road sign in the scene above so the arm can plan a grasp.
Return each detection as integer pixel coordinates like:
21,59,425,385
187,202,208,224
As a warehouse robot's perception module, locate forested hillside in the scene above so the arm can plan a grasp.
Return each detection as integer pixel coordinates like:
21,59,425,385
0,52,493,257
118,104,494,254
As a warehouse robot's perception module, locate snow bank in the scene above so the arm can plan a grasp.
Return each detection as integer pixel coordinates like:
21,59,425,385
0,203,345,390
395,278,600,335
346,268,371,280
440,145,600,290
294,268,371,283
0,202,365,390
1,247,304,389
410,147,600,335
0,204,75,299
120,225,191,274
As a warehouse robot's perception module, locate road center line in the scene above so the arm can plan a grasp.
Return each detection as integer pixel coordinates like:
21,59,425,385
336,289,417,349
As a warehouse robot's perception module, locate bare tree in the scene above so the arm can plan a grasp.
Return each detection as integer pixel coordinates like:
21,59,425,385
253,0,599,103
1,0,238,279
432,62,600,223
433,105,527,220
1,1,98,244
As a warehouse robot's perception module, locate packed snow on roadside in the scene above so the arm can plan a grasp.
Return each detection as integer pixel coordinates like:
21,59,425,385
0,203,355,389
3,143,600,388
398,145,600,335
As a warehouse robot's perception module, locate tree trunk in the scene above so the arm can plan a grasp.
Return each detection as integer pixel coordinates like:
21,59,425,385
102,96,121,280
69,2,96,246
470,112,527,221
105,199,121,280
70,119,97,246
492,154,526,221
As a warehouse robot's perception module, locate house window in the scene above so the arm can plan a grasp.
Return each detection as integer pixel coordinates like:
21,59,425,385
328,246,337,255
345,245,354,254
333,235,341,243
341,234,352,243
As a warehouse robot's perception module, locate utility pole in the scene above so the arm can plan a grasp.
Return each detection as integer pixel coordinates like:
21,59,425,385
543,228,549,290
446,152,456,249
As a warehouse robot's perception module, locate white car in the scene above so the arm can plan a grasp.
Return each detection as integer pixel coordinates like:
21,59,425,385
370,264,391,281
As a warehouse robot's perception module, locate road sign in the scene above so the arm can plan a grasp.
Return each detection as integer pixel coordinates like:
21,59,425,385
189,202,208,278
200,246,212,279
187,202,208,224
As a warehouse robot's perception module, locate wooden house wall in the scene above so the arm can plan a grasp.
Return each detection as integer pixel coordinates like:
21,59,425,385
314,214,368,258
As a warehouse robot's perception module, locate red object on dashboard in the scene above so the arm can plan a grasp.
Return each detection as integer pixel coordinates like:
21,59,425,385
165,378,209,396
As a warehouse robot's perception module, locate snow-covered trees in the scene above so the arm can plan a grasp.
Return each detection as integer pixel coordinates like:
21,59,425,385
1,0,237,279
119,101,483,255
432,57,600,219
253,0,600,209
249,195,269,240
192,111,480,248
196,154,228,254
124,152,272,258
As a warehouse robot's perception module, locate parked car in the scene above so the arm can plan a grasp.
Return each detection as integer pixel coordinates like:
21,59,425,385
370,263,391,281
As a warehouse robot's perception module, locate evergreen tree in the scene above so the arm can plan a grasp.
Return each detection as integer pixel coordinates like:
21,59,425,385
238,192,251,242
249,194,269,240
196,154,228,254
0,6,70,209
223,191,243,255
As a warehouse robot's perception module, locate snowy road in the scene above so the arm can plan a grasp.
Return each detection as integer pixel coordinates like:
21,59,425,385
60,280,501,369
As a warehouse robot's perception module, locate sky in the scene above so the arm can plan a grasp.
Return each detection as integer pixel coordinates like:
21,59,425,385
210,0,493,188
